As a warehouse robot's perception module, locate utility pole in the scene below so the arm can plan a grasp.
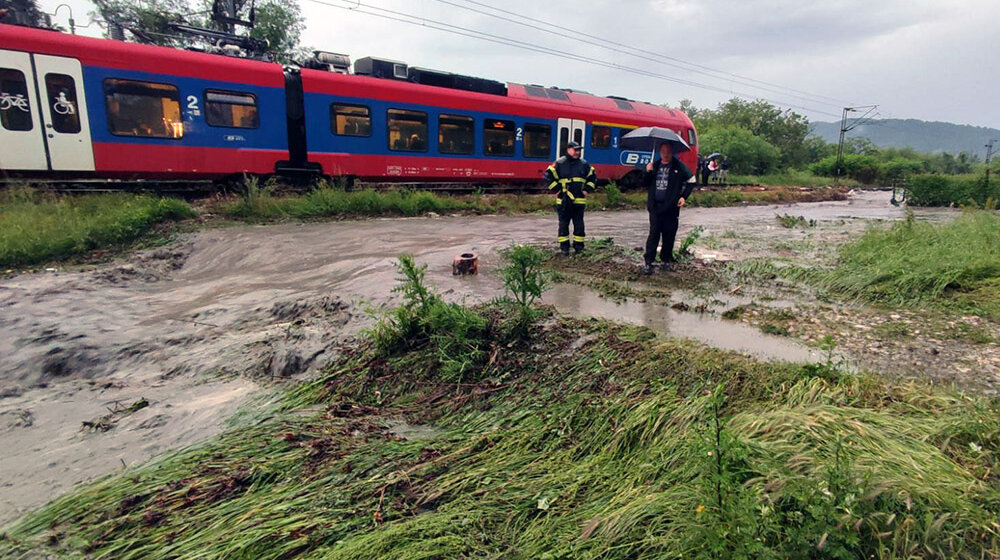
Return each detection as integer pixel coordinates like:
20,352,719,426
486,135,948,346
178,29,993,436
834,105,879,185
986,139,996,195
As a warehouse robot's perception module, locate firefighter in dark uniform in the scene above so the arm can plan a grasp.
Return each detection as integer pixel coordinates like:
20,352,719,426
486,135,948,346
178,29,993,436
642,141,695,273
543,141,596,255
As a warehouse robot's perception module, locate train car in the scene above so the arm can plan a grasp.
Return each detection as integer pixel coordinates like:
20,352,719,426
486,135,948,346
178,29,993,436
0,23,698,187
301,66,698,188
0,23,289,179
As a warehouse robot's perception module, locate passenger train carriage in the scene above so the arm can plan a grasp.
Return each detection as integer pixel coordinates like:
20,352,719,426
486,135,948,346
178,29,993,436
0,23,697,187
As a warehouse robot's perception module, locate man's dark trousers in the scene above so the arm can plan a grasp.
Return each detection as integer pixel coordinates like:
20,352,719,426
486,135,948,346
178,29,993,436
558,203,586,253
644,204,679,264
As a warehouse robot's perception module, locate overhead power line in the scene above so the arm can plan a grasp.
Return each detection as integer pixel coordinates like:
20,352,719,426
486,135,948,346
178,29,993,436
301,0,845,118
435,0,852,109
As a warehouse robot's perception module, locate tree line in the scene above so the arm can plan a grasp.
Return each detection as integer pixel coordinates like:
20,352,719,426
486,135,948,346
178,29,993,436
679,98,993,182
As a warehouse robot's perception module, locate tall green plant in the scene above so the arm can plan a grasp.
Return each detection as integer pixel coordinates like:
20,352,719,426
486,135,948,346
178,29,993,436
500,244,550,334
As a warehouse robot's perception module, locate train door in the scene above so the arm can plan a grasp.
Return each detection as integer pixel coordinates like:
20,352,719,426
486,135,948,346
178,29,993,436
32,55,94,171
0,49,47,170
556,118,586,158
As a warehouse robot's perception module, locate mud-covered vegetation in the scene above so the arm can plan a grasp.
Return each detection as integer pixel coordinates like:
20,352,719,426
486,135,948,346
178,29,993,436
3,253,999,559
0,186,195,269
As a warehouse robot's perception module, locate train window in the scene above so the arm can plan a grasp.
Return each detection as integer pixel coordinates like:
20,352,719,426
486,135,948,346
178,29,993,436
439,114,474,155
573,128,583,146
331,104,371,136
523,123,551,159
523,85,547,98
44,74,81,133
687,128,697,146
612,99,634,111
104,79,182,139
205,90,258,129
0,68,33,131
618,126,636,144
483,119,515,156
559,128,569,155
387,108,427,152
591,126,611,149
546,88,570,101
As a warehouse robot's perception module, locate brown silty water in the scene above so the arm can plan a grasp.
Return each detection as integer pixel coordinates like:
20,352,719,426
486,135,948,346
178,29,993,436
0,190,955,523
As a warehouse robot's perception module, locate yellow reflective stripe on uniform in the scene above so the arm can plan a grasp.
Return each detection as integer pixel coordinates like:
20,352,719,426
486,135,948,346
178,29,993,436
548,181,559,190
571,177,586,182
585,181,596,189
554,197,562,204
573,198,587,204
587,168,595,177
557,236,570,242
573,235,586,242
547,165,558,179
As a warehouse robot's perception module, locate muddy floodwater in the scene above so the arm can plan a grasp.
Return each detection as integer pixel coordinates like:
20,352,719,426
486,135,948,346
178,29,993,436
0,190,956,524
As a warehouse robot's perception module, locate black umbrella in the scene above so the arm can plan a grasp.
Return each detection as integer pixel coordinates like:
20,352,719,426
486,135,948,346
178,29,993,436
705,152,723,160
620,126,691,154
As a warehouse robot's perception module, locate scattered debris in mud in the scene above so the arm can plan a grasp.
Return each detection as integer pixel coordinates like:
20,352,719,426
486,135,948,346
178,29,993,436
81,398,150,432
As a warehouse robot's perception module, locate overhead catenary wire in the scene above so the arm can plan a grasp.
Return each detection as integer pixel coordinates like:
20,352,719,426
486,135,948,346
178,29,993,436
301,0,845,118
433,0,851,109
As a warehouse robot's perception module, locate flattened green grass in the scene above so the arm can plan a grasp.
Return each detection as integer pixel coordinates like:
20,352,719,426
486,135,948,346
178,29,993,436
3,307,999,559
0,188,195,269
220,185,849,220
813,211,1000,319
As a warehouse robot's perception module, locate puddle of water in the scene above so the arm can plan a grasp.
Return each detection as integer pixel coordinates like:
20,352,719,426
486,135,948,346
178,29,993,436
544,283,826,364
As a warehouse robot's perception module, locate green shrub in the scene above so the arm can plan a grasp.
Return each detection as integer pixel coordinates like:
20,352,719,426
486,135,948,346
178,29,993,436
700,127,781,175
907,174,998,208
0,189,195,268
368,255,489,382
499,244,550,333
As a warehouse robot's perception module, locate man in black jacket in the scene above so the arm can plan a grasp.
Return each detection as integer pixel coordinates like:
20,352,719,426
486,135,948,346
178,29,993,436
543,141,596,255
642,142,695,274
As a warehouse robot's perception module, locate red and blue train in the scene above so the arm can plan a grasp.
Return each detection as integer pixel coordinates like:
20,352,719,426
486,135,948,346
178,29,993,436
0,23,698,188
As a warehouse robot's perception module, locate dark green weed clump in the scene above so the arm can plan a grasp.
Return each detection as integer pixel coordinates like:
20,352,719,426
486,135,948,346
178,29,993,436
809,211,1000,319
907,174,999,208
3,256,999,559
0,186,195,269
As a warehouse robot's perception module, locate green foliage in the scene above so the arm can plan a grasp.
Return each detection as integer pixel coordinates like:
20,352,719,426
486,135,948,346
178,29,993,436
674,225,704,261
500,244,550,332
776,214,816,228
600,183,622,206
91,0,190,46
368,255,489,382
0,187,195,268
224,183,471,219
810,154,882,183
907,174,999,208
0,0,49,26
695,98,812,168
92,0,307,61
812,211,1000,318
700,127,781,174
247,0,307,63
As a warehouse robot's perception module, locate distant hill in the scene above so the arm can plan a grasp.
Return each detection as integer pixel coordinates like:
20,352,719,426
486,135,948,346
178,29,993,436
808,119,999,157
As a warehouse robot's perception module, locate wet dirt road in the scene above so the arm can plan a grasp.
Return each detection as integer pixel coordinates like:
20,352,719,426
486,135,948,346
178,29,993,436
0,190,949,524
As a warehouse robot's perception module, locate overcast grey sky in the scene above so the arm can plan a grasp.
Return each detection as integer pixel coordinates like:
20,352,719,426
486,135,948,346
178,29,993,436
39,0,1000,128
